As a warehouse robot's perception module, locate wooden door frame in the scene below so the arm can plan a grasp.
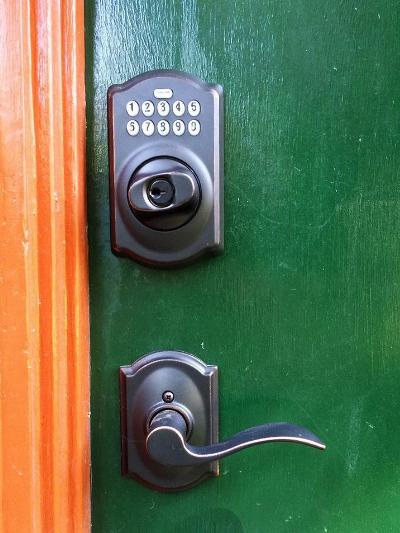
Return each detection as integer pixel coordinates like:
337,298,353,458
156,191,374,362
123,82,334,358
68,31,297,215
0,0,90,531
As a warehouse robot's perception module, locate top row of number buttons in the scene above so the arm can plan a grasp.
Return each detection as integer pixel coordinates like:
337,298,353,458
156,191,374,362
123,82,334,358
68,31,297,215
126,100,201,118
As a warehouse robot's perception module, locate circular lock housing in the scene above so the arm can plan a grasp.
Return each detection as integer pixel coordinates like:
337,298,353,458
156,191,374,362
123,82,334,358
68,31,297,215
127,158,201,231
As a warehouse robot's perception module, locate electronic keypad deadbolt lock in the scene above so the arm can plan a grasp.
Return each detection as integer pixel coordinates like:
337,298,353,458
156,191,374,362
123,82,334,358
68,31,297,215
120,351,326,492
108,70,223,268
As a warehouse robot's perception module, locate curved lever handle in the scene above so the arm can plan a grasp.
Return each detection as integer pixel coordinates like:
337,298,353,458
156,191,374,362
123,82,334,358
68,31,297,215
147,410,326,467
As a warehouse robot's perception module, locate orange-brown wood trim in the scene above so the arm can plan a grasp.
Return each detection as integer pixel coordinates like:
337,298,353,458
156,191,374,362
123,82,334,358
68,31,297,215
0,0,90,531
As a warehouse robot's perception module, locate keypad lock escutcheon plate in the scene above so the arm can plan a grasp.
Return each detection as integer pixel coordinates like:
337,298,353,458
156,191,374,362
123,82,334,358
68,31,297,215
108,70,224,268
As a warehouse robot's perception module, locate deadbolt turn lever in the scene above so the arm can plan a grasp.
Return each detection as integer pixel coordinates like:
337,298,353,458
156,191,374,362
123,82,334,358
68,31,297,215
147,409,325,467
127,158,201,231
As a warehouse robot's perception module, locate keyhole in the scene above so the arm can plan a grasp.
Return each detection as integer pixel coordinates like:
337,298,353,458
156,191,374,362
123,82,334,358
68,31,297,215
148,178,174,207
151,187,162,198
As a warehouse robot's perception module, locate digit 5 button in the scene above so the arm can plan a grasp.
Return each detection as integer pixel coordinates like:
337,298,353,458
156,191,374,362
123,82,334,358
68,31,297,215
188,100,201,116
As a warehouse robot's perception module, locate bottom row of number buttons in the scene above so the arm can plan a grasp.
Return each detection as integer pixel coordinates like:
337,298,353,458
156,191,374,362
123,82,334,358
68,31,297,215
127,119,200,137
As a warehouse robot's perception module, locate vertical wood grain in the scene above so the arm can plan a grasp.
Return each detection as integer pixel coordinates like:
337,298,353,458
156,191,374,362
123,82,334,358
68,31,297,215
0,0,90,531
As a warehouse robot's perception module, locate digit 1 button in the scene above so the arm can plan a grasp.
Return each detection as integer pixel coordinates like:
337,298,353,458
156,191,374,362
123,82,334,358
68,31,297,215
188,100,201,117
157,120,170,136
172,120,185,136
126,120,139,136
173,100,185,116
142,120,155,136
157,101,170,117
126,100,139,117
188,120,200,136
142,101,154,116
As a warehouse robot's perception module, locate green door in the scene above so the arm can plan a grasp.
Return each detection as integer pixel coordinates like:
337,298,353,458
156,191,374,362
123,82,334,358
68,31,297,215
86,1,400,531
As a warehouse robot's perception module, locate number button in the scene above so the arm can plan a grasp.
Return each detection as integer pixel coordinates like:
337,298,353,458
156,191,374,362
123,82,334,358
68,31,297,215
188,120,201,136
142,101,154,116
188,100,201,117
157,101,170,117
126,100,139,117
126,120,139,136
142,120,155,136
157,120,170,136
172,120,185,136
173,100,185,117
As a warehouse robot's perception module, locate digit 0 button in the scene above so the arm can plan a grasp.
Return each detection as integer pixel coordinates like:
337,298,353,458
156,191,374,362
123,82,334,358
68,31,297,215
157,101,170,117
157,120,170,136
188,100,201,116
126,100,139,117
188,120,201,136
142,120,155,136
172,100,185,116
142,101,154,116
172,120,185,136
126,120,139,136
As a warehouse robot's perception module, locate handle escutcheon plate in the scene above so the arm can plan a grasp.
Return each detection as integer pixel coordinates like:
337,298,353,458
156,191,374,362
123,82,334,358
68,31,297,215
119,351,219,492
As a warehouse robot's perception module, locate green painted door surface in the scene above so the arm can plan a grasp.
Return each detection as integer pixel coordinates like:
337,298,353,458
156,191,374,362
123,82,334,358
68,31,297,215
86,1,400,531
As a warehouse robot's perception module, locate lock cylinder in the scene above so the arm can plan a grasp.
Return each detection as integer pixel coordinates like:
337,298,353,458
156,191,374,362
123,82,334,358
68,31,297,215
127,158,201,231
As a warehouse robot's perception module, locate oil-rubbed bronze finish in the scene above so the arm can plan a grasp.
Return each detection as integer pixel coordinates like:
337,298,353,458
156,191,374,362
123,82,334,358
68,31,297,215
120,351,325,492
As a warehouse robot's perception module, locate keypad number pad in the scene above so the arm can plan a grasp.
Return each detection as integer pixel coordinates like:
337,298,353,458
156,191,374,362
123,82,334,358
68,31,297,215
125,98,202,137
